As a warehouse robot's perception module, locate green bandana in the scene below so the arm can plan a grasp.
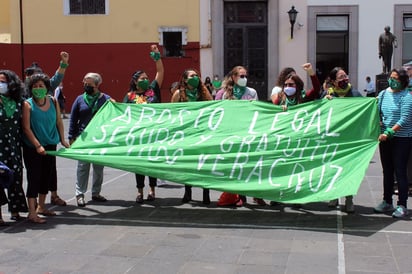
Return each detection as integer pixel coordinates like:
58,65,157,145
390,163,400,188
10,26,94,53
233,85,246,99
185,89,198,102
328,83,352,97
83,92,101,114
285,96,297,107
0,95,16,118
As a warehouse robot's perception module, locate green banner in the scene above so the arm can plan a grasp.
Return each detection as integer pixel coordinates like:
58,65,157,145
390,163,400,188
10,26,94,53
50,98,380,203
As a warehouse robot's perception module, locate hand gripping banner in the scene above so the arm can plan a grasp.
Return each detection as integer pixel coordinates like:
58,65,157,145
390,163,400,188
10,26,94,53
50,98,380,203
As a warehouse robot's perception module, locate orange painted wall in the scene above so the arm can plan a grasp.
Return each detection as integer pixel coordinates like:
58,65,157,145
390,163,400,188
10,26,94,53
0,42,201,107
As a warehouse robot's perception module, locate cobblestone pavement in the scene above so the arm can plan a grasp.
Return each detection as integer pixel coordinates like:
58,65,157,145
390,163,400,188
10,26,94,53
1,118,411,274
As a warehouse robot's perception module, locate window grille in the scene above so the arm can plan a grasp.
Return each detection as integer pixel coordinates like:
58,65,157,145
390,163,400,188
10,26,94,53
69,0,106,15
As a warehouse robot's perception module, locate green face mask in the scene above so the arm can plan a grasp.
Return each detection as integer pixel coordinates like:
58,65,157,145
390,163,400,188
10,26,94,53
388,78,402,90
187,76,200,89
32,88,48,99
137,79,150,91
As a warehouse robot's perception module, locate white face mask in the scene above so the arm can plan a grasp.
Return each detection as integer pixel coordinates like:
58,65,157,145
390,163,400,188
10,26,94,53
0,82,8,94
284,87,296,96
237,77,247,87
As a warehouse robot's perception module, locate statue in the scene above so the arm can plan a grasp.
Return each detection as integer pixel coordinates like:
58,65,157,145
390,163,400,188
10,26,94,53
379,26,397,74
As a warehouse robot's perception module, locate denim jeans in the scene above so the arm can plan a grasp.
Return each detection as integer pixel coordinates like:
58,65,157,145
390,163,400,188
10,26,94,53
75,160,104,197
379,137,412,207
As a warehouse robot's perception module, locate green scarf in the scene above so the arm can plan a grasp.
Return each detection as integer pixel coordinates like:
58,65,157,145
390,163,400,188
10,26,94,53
83,92,101,114
328,83,352,97
233,85,246,99
185,89,198,102
285,96,297,107
0,95,16,118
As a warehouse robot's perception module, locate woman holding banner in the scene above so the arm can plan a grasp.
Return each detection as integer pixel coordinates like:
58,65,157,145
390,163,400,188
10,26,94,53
215,65,267,207
123,44,164,204
374,68,412,218
271,63,321,208
69,72,114,207
171,68,212,204
324,67,361,213
22,73,70,223
273,63,320,111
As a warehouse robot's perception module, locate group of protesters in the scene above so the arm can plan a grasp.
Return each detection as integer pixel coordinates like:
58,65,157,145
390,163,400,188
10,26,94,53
1,44,412,225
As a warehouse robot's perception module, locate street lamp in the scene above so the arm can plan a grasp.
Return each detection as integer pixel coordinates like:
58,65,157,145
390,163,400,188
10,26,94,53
287,6,298,39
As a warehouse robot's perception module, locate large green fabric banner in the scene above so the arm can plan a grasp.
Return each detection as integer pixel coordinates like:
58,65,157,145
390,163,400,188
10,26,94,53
50,98,380,203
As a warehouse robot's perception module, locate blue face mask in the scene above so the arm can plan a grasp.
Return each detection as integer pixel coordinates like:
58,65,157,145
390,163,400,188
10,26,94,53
0,82,8,94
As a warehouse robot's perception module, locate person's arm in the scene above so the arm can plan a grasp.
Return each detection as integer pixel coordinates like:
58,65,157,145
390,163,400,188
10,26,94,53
68,97,79,144
52,97,70,148
302,63,321,99
270,86,282,104
171,90,180,102
151,45,164,88
50,52,69,90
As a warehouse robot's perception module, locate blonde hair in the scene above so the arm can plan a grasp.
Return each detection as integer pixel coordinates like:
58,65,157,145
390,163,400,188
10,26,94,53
221,66,246,100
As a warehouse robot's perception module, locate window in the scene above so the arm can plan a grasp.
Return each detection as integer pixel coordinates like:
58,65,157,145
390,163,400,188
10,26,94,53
64,0,108,15
158,27,187,57
402,14,412,65
315,15,350,84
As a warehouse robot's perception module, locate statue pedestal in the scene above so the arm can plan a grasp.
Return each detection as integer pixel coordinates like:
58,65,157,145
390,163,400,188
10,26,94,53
375,73,389,95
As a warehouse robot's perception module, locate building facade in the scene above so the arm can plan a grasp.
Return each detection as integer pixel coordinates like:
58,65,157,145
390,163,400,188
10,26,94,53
0,0,411,106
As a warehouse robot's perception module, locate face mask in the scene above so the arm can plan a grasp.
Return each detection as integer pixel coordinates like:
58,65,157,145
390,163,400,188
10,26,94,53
284,87,296,96
237,77,247,87
137,79,150,91
337,79,349,89
32,88,47,99
84,85,95,94
0,82,8,94
187,76,199,89
388,78,402,90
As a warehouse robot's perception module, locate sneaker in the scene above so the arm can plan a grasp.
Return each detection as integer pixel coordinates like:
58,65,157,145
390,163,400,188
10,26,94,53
92,194,107,202
76,195,86,207
374,200,394,213
392,205,408,218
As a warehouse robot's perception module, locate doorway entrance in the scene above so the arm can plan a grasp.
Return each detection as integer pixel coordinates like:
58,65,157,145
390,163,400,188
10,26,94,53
224,1,268,100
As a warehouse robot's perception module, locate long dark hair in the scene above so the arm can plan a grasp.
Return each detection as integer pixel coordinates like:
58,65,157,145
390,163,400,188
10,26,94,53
279,74,305,105
326,66,346,87
129,70,146,91
276,67,295,87
176,68,212,102
0,70,23,101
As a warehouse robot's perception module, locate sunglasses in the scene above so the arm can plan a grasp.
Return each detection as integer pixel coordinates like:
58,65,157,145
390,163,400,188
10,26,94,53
239,75,247,78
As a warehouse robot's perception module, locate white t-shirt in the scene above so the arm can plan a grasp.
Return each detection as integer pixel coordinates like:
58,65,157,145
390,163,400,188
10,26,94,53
271,86,282,96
